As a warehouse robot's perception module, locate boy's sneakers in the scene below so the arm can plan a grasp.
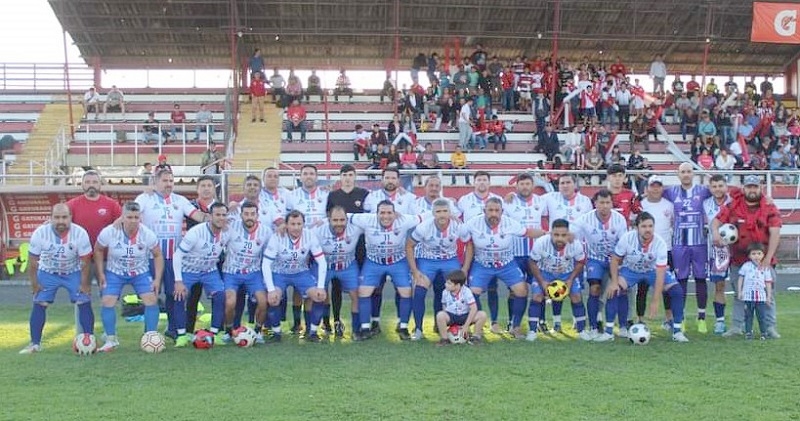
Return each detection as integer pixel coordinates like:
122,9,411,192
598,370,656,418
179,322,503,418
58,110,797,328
19,344,41,354
215,333,230,345
334,321,345,338
97,337,120,353
713,321,727,335
468,336,483,345
411,329,424,341
672,331,690,342
618,327,629,338
697,319,708,334
255,333,265,345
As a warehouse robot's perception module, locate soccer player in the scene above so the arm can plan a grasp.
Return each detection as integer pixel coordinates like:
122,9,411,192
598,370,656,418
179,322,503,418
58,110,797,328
222,202,273,343
137,168,209,341
313,206,365,339
637,176,675,327
406,199,467,340
572,190,628,336
702,174,733,334
172,203,231,347
229,175,280,227
594,212,689,342
435,270,486,346
456,170,500,221
527,218,590,341
350,200,422,340
20,204,94,354
325,164,369,337
503,173,546,332
185,175,220,334
459,198,543,339
259,167,291,219
263,210,328,342
94,202,164,352
413,175,461,219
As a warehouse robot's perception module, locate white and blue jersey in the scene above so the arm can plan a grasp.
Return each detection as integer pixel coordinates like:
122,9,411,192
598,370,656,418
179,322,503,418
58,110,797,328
222,221,272,274
460,215,528,291
313,221,365,271
227,198,279,229
529,235,586,295
442,287,476,316
413,196,462,219
287,187,329,227
703,195,732,280
96,224,159,277
457,192,501,221
614,231,676,287
738,262,772,302
364,188,417,214
29,223,92,275
662,184,712,247
350,213,421,265
136,192,198,259
542,191,594,227
262,229,326,293
177,223,231,274
573,210,628,263
503,193,545,257
259,187,291,219
411,218,461,261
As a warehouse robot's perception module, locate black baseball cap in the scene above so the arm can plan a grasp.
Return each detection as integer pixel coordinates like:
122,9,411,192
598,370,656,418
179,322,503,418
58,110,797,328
340,164,356,174
607,164,626,175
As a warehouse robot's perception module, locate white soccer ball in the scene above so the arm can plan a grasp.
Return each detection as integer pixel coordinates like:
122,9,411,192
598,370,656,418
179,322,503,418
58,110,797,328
447,325,466,344
628,323,651,345
73,333,97,355
140,331,166,354
718,223,739,245
232,326,258,348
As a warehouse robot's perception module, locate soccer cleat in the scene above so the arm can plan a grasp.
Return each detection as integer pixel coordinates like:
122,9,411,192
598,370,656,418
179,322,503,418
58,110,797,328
265,333,282,344
578,330,597,341
672,331,690,342
411,329,424,341
510,327,525,340
398,328,411,341
321,321,333,335
766,327,781,339
97,339,120,353
713,321,727,335
697,319,708,334
370,321,382,335
19,344,41,354
163,330,178,341
618,327,629,338
289,324,302,335
174,335,190,348
334,321,345,338
305,333,322,343
538,322,550,333
490,323,502,334
525,331,538,342
468,336,483,345
435,338,450,347
661,320,673,332
722,328,743,337
553,323,563,334
593,332,615,342
254,333,265,345
215,333,230,345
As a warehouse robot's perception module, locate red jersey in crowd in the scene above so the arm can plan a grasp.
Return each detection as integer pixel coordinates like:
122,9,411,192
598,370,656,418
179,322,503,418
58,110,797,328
250,78,266,97
610,62,627,77
715,196,781,266
286,104,306,125
686,80,700,92
66,195,122,246
171,109,186,124
610,188,641,223
501,72,515,90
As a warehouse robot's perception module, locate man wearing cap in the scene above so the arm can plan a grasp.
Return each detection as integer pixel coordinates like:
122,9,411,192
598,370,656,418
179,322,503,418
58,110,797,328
712,174,781,339
155,154,172,173
636,175,674,325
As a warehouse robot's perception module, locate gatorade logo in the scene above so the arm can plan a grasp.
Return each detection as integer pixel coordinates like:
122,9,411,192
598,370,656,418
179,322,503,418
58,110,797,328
774,9,797,36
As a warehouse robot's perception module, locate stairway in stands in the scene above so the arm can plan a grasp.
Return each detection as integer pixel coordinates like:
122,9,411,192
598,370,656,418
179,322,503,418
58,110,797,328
233,99,283,171
5,103,70,185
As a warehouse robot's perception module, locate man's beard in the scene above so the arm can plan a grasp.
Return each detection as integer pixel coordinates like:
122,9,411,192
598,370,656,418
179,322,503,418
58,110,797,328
745,192,761,203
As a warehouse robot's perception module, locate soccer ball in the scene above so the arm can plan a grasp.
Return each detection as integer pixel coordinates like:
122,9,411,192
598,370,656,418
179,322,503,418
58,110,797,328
447,325,466,344
231,326,257,348
546,280,569,302
140,331,166,354
73,333,97,355
192,329,215,349
718,223,739,245
629,323,651,345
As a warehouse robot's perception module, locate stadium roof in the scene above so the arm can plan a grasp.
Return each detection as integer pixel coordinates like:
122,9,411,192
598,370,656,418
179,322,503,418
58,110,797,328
50,0,799,74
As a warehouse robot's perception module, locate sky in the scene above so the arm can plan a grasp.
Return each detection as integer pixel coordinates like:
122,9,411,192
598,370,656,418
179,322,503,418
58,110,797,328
0,0,787,93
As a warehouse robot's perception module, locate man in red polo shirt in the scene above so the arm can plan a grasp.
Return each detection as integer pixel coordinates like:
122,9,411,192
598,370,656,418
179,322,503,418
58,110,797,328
712,174,781,338
284,99,307,142
250,71,267,123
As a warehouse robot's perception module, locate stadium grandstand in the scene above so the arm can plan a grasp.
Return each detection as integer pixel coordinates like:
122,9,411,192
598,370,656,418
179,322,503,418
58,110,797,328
2,0,800,269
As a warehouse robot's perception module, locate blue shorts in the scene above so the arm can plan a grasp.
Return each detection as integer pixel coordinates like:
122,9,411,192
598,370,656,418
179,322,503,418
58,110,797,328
619,267,677,289
513,256,534,284
418,258,462,287
223,272,266,295
273,271,317,298
151,258,176,297
468,262,525,291
586,259,610,283
34,270,91,304
446,312,469,326
182,271,224,297
531,271,582,295
325,263,359,292
103,272,153,297
360,258,412,288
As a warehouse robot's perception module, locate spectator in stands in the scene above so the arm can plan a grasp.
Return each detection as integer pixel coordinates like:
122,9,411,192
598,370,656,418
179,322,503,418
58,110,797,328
155,154,171,172
585,144,605,183
697,148,714,170
643,106,660,151
142,111,166,144
400,145,418,171
500,65,515,111
606,144,623,167
367,146,390,173
686,75,700,97
715,148,736,174
380,72,395,103
103,85,126,120
249,48,265,81
672,75,684,96
284,99,307,143
286,69,303,105
532,91,550,136
449,145,469,185
539,123,560,161
761,75,773,98
194,103,214,143
369,123,387,158
83,87,101,120
352,124,370,161
751,147,768,171
489,115,507,152
716,106,734,146
472,110,489,150
306,69,322,102
201,144,227,175
419,143,440,170
411,53,426,84
649,54,667,94
690,138,704,163
562,125,582,163
250,71,267,123
334,69,353,103
681,108,698,142
705,78,719,97
386,144,402,168
458,97,473,150
769,142,789,178
616,82,632,131
697,111,717,144
169,104,187,141
269,68,286,106
631,115,648,151
138,162,153,184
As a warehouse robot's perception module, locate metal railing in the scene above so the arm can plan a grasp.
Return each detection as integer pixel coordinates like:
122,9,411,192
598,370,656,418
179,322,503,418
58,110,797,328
0,63,94,91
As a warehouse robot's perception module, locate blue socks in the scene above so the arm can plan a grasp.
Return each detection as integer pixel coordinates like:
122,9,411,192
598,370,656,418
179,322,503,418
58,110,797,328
164,294,175,333
358,297,372,330
714,301,726,320
528,300,542,332
233,287,246,328
268,306,282,331
511,296,526,329
102,306,116,336
29,303,47,345
210,292,225,331
487,283,499,323
144,304,159,332
351,312,360,335
587,294,600,329
617,293,629,329
604,295,618,334
398,297,411,325
668,285,685,329
572,302,587,332
77,302,95,334
310,302,324,333
413,286,427,331
173,298,187,334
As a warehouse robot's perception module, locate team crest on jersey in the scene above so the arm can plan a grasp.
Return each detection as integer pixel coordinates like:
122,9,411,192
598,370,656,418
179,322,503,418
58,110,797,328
98,208,107,216
355,200,362,207
646,253,654,260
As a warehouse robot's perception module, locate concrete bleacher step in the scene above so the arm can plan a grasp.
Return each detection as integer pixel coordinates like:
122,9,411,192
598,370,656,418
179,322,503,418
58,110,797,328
4,103,69,184
231,103,284,185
